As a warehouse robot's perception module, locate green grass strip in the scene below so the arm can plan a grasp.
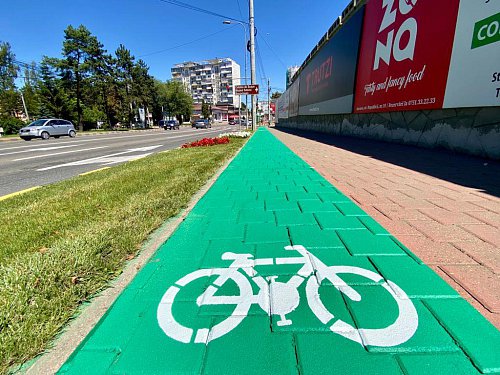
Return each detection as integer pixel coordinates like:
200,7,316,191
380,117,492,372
0,138,246,372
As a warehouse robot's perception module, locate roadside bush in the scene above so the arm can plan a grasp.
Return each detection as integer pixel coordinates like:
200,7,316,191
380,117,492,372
0,117,26,135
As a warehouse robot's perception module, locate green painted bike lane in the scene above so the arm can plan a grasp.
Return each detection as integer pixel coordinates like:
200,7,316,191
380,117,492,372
60,128,500,375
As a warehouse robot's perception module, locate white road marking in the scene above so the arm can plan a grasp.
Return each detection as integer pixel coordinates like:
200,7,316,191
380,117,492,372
13,146,109,161
37,145,163,171
0,127,233,151
32,128,234,171
0,144,80,157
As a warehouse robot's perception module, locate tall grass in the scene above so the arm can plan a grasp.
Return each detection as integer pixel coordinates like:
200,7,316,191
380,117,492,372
0,139,245,372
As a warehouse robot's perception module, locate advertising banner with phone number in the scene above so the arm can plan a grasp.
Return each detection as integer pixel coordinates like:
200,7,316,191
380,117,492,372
354,0,460,114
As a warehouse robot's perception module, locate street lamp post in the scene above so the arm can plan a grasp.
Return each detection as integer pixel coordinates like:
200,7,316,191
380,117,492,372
223,20,249,130
249,0,256,131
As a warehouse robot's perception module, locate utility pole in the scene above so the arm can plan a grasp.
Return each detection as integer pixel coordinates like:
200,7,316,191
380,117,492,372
20,91,30,122
249,0,256,131
267,79,270,126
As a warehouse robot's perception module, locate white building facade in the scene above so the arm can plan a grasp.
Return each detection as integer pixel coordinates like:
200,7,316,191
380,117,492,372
171,58,241,108
286,66,299,89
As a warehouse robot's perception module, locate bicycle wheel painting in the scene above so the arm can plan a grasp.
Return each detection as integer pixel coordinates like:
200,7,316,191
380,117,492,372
157,245,419,346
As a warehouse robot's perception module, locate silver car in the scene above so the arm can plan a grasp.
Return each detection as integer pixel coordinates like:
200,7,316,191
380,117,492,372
19,119,77,141
193,119,212,129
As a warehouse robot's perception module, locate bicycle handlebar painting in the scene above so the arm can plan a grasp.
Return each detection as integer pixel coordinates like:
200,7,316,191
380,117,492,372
157,245,419,346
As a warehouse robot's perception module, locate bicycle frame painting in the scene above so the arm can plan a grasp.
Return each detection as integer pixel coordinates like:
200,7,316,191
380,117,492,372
157,245,419,346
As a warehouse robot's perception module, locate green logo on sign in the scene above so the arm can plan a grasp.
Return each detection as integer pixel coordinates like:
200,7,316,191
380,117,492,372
472,12,500,49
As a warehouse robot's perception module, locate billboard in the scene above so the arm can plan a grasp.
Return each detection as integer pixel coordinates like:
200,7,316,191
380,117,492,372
288,79,300,117
444,2,500,108
298,8,365,115
354,0,460,113
277,91,289,120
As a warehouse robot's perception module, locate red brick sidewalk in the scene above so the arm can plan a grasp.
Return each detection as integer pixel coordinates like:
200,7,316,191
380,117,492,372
271,127,500,328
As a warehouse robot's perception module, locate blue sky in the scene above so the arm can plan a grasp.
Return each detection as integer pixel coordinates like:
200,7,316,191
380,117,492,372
0,0,350,99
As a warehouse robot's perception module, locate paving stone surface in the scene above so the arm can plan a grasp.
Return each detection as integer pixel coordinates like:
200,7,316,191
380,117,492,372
272,127,500,330
60,128,500,374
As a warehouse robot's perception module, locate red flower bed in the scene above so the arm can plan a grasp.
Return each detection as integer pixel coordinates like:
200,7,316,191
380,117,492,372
181,137,230,148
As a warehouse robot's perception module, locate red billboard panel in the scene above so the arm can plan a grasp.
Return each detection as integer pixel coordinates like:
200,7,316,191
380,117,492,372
354,0,460,113
270,102,276,113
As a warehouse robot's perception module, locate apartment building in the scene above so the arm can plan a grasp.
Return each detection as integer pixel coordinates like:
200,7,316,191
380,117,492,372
171,58,241,108
286,66,299,89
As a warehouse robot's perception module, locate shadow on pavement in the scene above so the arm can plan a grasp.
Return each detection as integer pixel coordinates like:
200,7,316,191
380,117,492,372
275,127,500,199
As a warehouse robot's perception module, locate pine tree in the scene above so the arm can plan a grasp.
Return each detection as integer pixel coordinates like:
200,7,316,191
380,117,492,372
61,25,100,131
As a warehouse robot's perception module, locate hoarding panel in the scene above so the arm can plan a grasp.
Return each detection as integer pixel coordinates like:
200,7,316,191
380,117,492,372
298,8,365,115
277,90,289,119
354,0,460,113
289,79,300,117
444,2,500,108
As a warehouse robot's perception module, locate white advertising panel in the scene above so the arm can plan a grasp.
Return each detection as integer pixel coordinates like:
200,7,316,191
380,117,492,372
444,1,500,108
277,90,289,120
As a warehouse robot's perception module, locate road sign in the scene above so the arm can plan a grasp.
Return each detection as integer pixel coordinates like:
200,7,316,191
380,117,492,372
235,84,259,95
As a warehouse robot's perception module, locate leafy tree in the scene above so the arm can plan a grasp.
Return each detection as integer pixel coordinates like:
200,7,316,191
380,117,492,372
271,91,282,99
0,42,17,91
1,27,169,132
201,99,210,119
20,63,42,120
0,41,20,118
131,59,155,126
166,80,192,121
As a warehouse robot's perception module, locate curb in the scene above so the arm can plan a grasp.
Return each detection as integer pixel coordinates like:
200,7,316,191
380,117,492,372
0,186,41,202
21,137,251,375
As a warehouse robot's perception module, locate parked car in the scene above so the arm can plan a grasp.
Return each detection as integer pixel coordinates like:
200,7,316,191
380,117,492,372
228,119,236,126
164,119,180,130
193,119,212,129
19,119,76,141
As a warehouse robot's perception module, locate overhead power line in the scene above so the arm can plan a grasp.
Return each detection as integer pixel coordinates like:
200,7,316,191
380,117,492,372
13,60,45,74
255,39,267,81
138,26,235,57
158,0,246,24
259,34,287,70
235,0,244,20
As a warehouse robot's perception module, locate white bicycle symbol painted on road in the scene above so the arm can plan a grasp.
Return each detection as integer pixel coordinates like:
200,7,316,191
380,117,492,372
157,245,418,346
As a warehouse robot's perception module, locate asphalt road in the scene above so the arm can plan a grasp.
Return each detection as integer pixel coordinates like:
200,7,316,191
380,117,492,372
0,125,234,197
